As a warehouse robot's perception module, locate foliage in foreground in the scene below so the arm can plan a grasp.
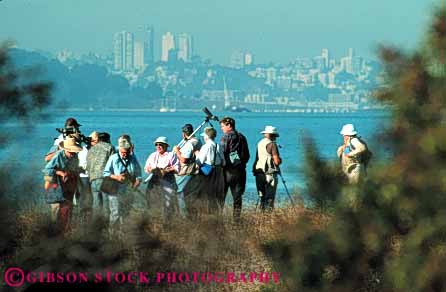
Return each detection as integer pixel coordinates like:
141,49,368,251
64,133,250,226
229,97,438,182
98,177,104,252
263,6,446,292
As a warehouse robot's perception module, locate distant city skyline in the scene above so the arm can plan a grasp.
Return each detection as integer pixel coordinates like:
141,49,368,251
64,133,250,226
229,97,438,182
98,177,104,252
0,0,439,64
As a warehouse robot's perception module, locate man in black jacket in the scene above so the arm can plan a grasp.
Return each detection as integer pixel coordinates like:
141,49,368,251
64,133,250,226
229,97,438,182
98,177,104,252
219,116,250,220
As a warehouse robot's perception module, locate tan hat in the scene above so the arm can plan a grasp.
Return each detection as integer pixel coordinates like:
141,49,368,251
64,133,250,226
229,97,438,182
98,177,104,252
89,131,99,141
118,139,132,149
59,137,82,153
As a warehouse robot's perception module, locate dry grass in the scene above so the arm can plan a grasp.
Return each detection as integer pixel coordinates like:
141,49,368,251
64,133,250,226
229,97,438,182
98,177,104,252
4,203,329,291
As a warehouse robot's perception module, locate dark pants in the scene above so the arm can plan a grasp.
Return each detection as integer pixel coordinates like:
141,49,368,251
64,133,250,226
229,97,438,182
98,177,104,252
182,175,204,219
202,166,225,214
220,167,246,219
255,172,278,211
91,178,110,223
77,177,93,224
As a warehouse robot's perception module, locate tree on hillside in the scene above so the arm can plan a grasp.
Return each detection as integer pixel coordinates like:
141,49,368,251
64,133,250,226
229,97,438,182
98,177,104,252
0,44,52,146
264,7,446,292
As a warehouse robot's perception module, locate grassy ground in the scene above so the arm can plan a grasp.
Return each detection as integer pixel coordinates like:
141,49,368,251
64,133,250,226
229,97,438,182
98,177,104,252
2,202,328,292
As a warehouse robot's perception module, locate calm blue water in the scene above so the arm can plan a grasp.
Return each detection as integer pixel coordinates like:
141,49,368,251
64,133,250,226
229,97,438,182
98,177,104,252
1,110,390,206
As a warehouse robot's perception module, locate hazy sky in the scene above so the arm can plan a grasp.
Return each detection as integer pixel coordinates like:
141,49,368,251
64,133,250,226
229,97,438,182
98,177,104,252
0,0,439,64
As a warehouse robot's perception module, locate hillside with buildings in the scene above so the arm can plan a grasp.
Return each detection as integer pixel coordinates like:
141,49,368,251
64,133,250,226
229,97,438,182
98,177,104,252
10,26,384,112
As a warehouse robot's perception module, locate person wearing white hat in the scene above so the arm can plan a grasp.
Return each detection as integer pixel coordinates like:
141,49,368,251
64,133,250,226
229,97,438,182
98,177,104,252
43,136,83,233
252,126,282,211
337,124,368,184
144,136,180,219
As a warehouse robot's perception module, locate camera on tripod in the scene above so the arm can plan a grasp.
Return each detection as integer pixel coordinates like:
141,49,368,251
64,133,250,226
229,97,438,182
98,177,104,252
56,127,92,148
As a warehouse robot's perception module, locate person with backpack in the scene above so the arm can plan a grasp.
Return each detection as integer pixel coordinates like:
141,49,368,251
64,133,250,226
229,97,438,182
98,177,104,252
219,116,250,220
337,124,371,184
194,127,225,215
252,126,282,211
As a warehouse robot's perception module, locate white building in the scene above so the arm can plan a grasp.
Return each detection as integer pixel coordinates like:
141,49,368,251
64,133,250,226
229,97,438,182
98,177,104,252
134,41,145,71
321,48,330,69
244,52,253,66
161,32,175,62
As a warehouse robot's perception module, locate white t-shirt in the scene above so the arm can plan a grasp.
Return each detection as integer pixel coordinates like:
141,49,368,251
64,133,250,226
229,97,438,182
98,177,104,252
78,146,89,178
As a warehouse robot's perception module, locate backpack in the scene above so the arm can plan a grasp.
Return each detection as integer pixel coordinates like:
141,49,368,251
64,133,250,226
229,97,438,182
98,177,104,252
227,132,250,167
350,137,373,166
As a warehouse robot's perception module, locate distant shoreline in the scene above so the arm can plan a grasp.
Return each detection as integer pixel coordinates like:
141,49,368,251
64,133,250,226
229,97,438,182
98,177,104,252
49,108,390,114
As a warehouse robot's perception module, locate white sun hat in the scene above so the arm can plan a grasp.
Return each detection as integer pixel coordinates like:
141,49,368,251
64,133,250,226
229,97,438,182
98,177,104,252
260,126,279,137
340,124,357,136
154,136,169,146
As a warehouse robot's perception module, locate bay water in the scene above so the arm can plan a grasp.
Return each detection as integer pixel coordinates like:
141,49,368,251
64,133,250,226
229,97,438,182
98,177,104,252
1,110,389,207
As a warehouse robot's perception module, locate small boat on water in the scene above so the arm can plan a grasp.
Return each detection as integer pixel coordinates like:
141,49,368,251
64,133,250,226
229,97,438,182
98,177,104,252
225,105,251,112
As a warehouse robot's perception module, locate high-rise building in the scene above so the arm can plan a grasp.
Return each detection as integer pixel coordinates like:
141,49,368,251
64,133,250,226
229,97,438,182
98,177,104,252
244,52,253,66
176,33,193,62
321,48,330,69
340,57,350,73
144,26,155,64
348,48,355,58
340,48,356,74
161,32,175,62
113,31,134,71
134,41,145,70
352,56,363,74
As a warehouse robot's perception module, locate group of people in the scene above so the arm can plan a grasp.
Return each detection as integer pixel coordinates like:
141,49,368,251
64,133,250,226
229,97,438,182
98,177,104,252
42,116,370,233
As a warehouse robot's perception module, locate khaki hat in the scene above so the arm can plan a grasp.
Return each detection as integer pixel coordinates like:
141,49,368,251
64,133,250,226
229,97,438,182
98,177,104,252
118,139,132,149
89,131,99,142
59,137,82,153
